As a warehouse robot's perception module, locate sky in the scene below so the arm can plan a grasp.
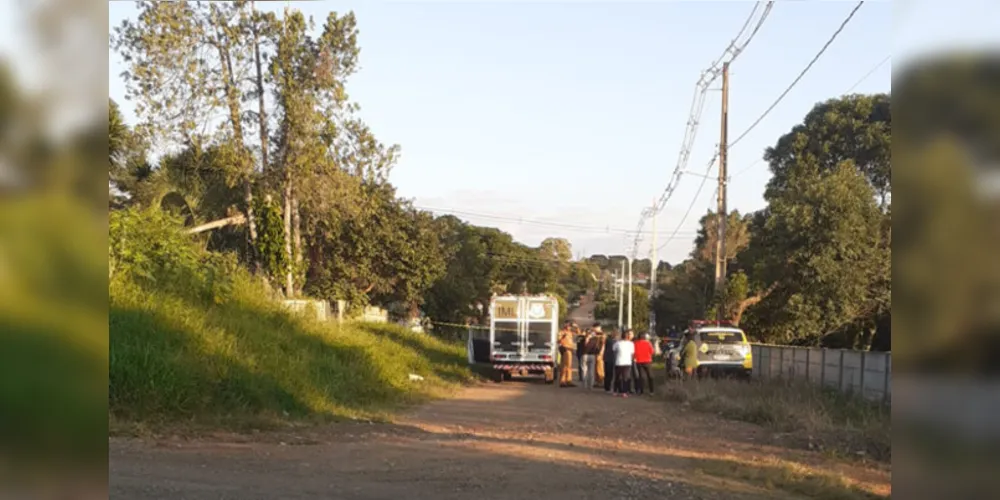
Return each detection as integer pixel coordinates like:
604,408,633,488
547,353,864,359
98,1,990,264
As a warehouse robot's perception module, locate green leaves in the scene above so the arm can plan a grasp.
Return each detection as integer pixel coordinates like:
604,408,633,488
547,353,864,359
736,94,892,346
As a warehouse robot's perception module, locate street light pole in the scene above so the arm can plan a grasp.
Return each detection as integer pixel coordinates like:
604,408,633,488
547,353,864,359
627,257,633,330
617,260,625,329
649,198,657,334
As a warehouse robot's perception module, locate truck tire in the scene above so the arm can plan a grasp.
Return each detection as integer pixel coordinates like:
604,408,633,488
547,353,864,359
492,369,505,383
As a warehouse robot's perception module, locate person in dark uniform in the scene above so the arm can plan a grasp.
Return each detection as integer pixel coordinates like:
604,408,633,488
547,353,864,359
603,329,618,393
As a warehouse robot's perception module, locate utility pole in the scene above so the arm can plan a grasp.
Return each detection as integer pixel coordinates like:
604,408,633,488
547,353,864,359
714,61,730,322
649,199,657,334
627,257,634,330
617,261,625,329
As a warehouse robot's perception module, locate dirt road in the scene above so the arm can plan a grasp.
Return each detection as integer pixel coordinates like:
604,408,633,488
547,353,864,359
567,290,596,325
110,381,889,499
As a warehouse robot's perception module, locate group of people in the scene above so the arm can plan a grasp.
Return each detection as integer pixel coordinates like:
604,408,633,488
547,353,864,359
556,321,656,398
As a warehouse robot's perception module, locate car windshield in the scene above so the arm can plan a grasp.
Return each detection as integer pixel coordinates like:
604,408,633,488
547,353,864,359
699,330,744,344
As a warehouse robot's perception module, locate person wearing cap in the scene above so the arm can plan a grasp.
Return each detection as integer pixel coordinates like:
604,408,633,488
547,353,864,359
557,321,577,387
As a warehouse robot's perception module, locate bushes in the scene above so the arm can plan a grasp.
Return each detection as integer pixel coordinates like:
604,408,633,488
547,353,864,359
109,207,474,430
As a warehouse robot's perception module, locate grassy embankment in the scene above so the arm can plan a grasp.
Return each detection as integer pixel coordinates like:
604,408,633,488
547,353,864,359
109,208,474,434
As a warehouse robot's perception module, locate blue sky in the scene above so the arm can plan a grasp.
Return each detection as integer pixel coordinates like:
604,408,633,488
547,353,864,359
100,1,980,263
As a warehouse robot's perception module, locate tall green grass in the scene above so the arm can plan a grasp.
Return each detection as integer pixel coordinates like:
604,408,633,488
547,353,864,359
109,207,474,432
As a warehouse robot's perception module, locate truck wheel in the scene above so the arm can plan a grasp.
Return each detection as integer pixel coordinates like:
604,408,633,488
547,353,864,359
503,371,513,381
492,369,505,383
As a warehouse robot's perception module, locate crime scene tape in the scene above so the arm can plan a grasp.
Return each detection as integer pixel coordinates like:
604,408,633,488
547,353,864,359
425,320,518,333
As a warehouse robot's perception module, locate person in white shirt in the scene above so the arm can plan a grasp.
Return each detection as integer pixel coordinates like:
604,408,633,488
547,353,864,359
612,329,636,398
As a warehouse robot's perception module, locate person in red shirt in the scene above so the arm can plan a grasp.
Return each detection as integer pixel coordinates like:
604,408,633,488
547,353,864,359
633,332,655,395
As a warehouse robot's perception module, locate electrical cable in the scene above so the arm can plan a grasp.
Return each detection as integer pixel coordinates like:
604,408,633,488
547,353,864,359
727,1,866,150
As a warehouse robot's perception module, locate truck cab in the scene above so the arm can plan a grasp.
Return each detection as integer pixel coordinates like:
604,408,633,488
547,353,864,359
467,294,559,383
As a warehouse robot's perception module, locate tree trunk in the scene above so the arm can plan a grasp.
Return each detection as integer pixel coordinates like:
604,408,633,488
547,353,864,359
870,312,891,352
213,18,260,274
292,191,302,291
732,284,776,326
283,173,294,297
186,214,246,234
251,2,269,174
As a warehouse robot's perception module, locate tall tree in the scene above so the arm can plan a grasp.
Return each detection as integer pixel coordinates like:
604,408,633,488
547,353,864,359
113,1,261,271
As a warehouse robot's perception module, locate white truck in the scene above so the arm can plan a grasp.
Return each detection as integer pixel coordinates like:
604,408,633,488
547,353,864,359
467,294,559,383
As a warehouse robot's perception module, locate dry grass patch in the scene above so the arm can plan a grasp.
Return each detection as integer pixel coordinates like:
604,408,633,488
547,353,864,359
698,456,889,500
658,377,891,463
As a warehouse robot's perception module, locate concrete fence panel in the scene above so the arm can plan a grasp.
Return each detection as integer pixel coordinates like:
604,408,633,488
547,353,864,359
752,344,891,404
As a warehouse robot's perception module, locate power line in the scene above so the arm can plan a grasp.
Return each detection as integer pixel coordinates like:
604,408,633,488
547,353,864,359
727,1,866,150
629,2,775,257
729,51,890,181
417,205,698,236
656,1,868,257
845,54,890,94
656,154,717,254
729,158,764,180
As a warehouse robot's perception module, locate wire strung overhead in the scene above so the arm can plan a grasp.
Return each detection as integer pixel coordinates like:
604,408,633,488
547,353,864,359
727,1,866,150
628,1,775,258
416,205,699,236
655,0,868,254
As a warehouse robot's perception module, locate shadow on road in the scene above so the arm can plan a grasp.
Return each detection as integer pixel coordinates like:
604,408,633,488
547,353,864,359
111,381,890,500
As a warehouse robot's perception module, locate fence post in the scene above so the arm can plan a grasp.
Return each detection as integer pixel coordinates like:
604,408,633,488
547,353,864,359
820,349,826,387
838,350,846,392
806,349,811,383
883,353,891,403
766,347,773,379
778,347,785,379
859,351,868,399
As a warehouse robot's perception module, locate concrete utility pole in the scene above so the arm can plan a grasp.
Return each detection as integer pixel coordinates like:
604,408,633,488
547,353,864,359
714,61,730,322
617,261,625,329
649,198,657,333
627,257,634,330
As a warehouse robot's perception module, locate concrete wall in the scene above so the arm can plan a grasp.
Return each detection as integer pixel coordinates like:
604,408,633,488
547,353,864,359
751,344,891,403
281,299,329,322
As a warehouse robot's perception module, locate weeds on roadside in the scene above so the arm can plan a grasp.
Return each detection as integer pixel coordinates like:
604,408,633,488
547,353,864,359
658,377,891,462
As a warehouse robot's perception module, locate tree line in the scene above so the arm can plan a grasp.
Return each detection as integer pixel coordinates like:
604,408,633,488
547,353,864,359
109,2,595,326
650,93,891,351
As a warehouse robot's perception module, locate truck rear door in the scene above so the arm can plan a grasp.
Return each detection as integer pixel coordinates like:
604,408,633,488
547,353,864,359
491,297,521,361
523,297,556,363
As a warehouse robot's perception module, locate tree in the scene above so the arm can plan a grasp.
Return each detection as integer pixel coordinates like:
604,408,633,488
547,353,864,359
113,1,262,272
743,162,884,345
764,93,891,207
538,237,572,278
108,98,152,207
304,182,442,313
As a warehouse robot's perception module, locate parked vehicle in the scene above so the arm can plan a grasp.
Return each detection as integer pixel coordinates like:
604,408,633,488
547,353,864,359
467,294,559,383
687,320,752,379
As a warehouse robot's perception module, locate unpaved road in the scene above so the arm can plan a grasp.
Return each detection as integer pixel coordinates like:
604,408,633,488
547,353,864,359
110,381,890,499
